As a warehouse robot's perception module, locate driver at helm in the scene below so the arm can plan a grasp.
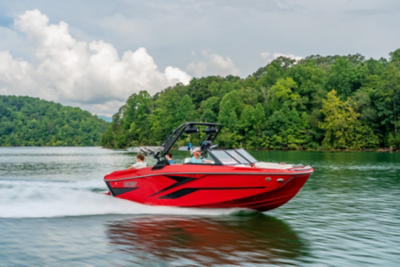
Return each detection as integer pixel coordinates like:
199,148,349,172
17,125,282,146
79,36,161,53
189,147,211,163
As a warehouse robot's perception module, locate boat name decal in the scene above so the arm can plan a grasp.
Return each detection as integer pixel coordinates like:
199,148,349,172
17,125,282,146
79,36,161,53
124,181,137,187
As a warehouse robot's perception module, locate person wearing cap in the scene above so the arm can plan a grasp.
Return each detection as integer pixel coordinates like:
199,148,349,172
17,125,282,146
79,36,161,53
190,147,211,163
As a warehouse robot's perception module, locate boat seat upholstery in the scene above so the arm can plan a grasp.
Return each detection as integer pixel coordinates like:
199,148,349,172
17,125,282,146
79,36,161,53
254,162,293,169
233,164,252,167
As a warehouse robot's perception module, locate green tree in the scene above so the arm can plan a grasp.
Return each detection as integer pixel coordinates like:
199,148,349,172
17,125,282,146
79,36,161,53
326,57,365,99
389,48,400,62
269,77,299,112
176,95,195,123
319,90,378,149
219,90,243,117
219,81,234,96
218,100,238,131
381,62,400,135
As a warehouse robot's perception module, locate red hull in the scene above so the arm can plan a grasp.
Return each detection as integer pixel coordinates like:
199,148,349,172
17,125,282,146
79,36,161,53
104,164,313,212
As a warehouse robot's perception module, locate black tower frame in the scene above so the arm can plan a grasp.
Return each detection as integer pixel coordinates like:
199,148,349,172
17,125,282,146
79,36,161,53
152,122,222,170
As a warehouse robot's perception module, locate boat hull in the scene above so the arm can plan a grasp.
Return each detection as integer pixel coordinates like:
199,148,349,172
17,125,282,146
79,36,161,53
104,165,313,212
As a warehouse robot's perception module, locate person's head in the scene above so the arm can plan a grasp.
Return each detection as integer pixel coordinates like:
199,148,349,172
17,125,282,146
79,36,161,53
191,147,201,159
137,154,145,162
166,151,173,160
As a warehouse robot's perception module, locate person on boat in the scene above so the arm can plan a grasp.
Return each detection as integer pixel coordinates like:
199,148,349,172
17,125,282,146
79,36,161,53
190,147,211,163
128,154,147,169
166,151,174,165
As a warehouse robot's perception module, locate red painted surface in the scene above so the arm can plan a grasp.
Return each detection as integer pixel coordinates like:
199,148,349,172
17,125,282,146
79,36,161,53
104,164,313,212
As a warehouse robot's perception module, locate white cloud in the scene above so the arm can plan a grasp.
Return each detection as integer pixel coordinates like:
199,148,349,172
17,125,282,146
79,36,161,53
186,61,207,77
186,50,240,77
261,52,303,64
260,52,271,61
1,0,399,81
208,53,240,76
0,9,191,116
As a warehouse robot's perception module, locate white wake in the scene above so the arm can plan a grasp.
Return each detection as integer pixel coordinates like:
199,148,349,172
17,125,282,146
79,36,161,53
0,180,242,218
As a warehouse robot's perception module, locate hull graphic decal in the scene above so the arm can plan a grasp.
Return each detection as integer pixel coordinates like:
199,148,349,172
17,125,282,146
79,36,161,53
149,176,196,197
160,187,265,199
110,187,139,196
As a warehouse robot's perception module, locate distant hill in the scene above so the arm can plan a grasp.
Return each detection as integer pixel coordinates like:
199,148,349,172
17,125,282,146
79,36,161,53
97,115,112,122
102,49,400,150
0,95,109,146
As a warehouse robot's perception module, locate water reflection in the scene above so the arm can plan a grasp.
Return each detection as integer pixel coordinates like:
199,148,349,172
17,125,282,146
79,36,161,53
106,214,309,265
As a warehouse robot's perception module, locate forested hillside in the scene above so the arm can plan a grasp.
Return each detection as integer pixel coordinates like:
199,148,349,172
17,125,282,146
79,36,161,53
102,49,400,150
0,96,108,146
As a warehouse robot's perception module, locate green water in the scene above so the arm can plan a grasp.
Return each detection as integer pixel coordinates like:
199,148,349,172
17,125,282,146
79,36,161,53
0,147,399,266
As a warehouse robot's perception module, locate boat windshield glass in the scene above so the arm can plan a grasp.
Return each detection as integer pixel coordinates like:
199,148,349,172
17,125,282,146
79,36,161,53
209,149,258,165
209,150,239,165
235,148,258,163
225,150,250,164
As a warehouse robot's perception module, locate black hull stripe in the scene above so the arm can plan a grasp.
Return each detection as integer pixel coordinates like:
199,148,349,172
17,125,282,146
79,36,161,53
149,176,195,197
105,171,313,182
106,182,139,196
159,187,265,199
105,181,114,196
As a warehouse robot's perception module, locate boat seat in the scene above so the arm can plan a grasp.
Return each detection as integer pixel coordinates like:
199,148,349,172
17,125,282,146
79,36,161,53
234,164,252,167
254,162,293,169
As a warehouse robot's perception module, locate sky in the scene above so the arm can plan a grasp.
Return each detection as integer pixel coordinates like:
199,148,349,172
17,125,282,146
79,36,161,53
0,0,399,116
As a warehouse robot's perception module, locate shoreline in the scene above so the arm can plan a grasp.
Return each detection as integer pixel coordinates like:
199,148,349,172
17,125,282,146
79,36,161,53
0,145,399,152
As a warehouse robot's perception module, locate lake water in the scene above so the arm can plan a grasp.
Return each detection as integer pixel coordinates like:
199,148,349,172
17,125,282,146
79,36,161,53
0,147,399,266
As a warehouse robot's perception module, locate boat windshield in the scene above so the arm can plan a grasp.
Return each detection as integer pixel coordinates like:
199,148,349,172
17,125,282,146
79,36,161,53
225,150,249,164
209,150,238,165
234,148,258,163
209,149,258,165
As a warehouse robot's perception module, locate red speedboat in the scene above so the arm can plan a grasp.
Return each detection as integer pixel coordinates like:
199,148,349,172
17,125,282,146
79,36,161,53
104,122,314,212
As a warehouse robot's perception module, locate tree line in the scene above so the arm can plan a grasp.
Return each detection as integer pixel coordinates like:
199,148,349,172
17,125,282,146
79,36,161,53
0,95,108,146
102,49,400,151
